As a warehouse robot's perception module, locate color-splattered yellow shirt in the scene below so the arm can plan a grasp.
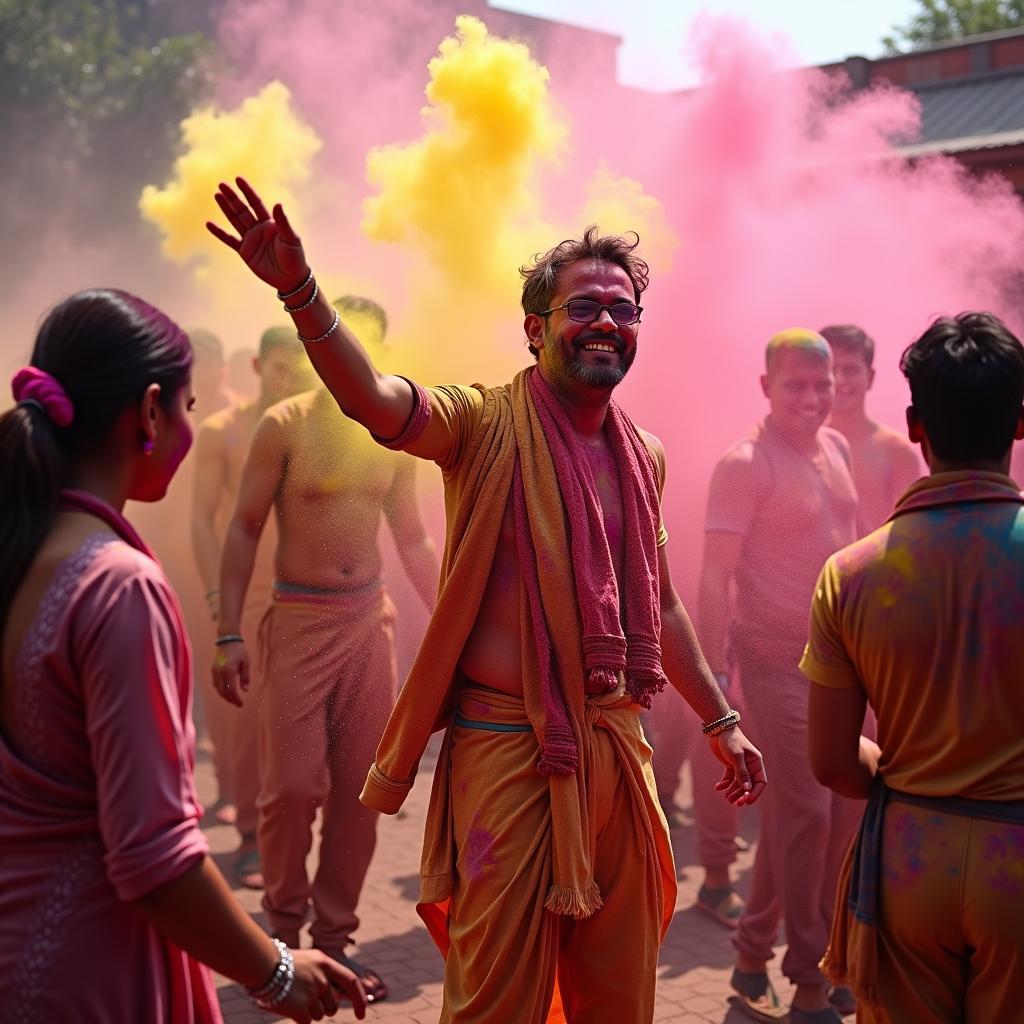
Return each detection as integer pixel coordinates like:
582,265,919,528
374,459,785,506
801,471,1024,801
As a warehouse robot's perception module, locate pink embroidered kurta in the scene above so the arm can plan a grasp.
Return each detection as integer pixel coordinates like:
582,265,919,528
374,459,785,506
0,532,221,1023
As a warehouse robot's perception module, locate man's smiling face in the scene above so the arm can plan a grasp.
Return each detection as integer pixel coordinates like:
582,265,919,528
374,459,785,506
528,259,639,393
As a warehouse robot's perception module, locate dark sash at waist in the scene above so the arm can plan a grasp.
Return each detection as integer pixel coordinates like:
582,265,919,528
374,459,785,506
848,779,1024,927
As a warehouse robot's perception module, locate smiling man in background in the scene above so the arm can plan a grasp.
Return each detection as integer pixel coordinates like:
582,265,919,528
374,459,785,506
821,324,921,534
699,329,861,1022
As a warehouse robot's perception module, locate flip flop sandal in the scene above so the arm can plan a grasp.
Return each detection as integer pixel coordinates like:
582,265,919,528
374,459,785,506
317,950,389,1004
828,985,856,1017
695,884,745,928
728,968,788,1022
232,848,264,890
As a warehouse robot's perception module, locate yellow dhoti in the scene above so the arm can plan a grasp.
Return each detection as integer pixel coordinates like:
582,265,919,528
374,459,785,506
417,685,676,1024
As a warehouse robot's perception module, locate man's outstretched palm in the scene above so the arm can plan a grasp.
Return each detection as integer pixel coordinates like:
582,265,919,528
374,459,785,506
207,177,309,294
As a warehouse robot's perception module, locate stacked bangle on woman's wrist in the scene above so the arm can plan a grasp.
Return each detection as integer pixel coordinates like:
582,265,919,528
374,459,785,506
702,708,741,736
248,939,295,1011
214,633,244,647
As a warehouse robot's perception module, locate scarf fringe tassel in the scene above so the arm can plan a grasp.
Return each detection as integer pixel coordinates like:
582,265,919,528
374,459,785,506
625,669,669,710
586,665,621,693
545,882,604,919
537,725,579,776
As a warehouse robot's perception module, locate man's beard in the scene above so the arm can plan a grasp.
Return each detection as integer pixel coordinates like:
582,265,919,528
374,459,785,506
546,333,635,390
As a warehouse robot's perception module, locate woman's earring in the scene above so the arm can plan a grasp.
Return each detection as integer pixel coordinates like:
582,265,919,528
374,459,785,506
143,438,155,458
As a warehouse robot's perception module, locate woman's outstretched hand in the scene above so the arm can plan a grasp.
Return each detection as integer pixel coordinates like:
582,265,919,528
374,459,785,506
206,177,310,294
279,949,368,1022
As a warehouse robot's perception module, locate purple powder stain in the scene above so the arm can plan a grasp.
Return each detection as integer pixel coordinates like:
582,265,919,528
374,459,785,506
883,810,928,887
464,822,498,881
469,699,492,715
983,825,1024,895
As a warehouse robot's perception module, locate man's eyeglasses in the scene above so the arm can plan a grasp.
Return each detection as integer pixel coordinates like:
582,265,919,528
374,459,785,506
539,298,643,326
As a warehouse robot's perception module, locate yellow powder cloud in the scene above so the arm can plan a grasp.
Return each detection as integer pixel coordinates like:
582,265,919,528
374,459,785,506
139,81,322,282
362,15,565,304
579,165,679,271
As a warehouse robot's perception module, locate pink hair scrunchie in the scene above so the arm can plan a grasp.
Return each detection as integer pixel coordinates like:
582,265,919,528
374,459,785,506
11,367,75,427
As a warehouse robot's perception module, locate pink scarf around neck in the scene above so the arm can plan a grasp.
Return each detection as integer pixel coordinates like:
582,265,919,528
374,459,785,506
515,368,667,774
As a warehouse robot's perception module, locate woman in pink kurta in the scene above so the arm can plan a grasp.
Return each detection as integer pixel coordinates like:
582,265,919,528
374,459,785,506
0,514,222,1022
0,289,366,1023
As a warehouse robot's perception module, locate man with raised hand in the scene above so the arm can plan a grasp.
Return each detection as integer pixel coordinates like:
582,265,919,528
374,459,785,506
821,324,922,534
211,294,438,1005
700,330,861,1023
192,325,316,889
208,177,765,1024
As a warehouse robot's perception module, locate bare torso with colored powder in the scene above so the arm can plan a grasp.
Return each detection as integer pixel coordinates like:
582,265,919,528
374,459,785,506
459,433,632,699
266,388,405,591
201,400,277,608
840,419,922,534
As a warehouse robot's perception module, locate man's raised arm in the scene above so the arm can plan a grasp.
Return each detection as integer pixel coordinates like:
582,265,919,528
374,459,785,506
206,177,443,458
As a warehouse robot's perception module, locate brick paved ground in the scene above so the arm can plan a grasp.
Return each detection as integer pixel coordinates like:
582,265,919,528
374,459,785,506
199,739,792,1024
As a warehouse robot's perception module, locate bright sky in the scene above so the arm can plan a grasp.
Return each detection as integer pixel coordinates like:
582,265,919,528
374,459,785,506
489,0,922,90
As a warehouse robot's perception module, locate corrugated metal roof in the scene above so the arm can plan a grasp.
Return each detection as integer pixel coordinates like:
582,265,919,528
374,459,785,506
898,127,1024,156
908,71,1024,149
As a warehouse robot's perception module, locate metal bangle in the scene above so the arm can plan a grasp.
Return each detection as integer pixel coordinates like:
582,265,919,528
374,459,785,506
214,633,244,646
284,279,318,313
276,269,313,300
248,940,288,998
702,709,741,735
707,717,741,737
251,943,295,1009
297,309,340,344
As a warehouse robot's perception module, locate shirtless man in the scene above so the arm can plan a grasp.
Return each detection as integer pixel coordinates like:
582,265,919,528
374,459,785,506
213,295,438,1003
207,177,765,1024
191,326,316,887
699,330,861,1023
821,324,922,534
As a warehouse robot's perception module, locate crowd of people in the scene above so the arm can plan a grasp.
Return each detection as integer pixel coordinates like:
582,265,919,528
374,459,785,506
0,175,1021,1024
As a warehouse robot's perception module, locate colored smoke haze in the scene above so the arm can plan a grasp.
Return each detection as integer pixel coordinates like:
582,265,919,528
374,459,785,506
612,17,1024,597
138,81,322,324
7,7,1024,618
357,16,675,382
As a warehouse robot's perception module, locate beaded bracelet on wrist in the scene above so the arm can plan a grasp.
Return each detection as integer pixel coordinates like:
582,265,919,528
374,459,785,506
284,279,318,313
702,709,741,736
276,270,313,301
249,940,295,1010
297,309,340,344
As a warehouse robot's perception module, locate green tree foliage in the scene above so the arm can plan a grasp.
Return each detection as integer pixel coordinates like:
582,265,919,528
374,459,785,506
0,0,211,237
884,0,1024,53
